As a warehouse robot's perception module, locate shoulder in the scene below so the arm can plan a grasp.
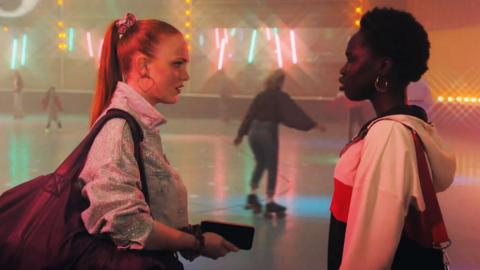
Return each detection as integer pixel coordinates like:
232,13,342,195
92,117,135,154
364,120,413,152
276,90,292,102
278,90,290,97
81,117,136,179
95,117,128,134
367,118,413,135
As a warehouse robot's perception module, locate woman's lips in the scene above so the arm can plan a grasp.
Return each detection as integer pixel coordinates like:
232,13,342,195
338,78,345,91
175,85,183,94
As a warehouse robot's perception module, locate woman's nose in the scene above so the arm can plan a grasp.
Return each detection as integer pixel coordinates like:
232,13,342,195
339,64,347,76
181,70,190,81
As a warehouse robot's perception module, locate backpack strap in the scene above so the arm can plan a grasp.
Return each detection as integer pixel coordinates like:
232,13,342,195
52,109,150,205
360,118,451,249
407,130,451,249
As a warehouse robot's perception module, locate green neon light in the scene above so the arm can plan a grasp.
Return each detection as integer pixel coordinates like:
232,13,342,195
247,29,257,64
68,27,75,52
10,38,18,69
21,34,27,66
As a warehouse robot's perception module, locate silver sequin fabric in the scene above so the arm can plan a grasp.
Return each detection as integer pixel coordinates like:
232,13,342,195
79,82,188,250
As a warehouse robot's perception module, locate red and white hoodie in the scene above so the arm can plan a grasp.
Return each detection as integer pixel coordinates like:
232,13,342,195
329,113,456,270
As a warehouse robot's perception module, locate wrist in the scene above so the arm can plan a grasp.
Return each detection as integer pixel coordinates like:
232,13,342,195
192,232,205,254
181,224,205,253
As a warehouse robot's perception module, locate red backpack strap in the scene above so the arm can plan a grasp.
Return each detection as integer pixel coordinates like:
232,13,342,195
355,118,451,249
406,130,451,249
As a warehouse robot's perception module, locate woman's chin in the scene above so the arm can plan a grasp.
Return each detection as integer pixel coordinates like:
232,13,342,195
344,92,361,101
167,97,179,104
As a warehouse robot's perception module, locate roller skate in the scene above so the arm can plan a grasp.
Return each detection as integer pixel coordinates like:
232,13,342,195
245,194,262,214
264,202,286,218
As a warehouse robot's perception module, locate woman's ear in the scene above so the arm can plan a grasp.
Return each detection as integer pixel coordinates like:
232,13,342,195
133,53,150,76
377,57,393,77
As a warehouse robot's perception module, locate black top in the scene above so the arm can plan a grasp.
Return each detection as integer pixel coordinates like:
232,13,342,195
237,88,316,137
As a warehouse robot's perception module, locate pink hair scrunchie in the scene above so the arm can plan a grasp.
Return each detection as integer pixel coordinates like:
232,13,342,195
115,13,136,37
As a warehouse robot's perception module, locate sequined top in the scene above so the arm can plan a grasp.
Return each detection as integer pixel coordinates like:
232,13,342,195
79,82,188,250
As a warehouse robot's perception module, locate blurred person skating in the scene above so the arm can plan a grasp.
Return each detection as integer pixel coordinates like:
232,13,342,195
12,70,24,119
42,86,63,132
234,69,326,217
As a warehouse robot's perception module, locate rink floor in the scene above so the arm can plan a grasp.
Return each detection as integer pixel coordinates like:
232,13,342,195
0,113,478,270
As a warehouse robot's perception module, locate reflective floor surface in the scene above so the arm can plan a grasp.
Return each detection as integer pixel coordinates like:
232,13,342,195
0,114,478,270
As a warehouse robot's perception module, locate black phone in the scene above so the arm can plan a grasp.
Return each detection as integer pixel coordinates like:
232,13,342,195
200,220,255,250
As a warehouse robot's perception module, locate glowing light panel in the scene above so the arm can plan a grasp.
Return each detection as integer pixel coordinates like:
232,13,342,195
86,32,94,57
274,28,283,68
218,38,226,70
21,34,27,66
290,30,297,64
68,28,75,52
215,28,220,49
10,38,18,69
248,29,258,64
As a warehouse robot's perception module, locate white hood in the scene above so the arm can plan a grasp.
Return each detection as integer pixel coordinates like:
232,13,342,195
369,114,456,192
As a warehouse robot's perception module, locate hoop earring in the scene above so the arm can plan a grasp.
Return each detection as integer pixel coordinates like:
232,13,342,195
374,75,389,93
138,74,155,93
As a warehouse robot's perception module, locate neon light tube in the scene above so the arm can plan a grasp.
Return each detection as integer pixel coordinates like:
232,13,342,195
68,27,75,52
248,29,258,64
86,32,94,57
215,28,220,49
11,38,18,69
218,38,226,70
266,28,271,41
290,30,297,64
223,28,229,44
274,29,283,68
199,33,205,47
21,34,27,66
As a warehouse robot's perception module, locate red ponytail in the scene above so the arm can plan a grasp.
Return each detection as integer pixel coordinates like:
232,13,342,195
89,22,122,126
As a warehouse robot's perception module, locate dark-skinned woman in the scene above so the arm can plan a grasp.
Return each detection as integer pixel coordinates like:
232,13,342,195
328,8,456,270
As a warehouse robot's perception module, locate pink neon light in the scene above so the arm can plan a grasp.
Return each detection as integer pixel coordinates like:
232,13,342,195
86,32,94,57
274,31,283,68
290,30,298,64
215,28,220,49
218,38,226,70
223,28,229,44
266,28,271,41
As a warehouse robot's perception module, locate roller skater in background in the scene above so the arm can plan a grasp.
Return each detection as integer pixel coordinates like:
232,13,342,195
42,86,63,132
12,70,24,119
234,69,326,218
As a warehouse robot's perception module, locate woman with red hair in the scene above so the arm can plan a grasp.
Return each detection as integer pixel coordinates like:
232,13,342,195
80,13,238,268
